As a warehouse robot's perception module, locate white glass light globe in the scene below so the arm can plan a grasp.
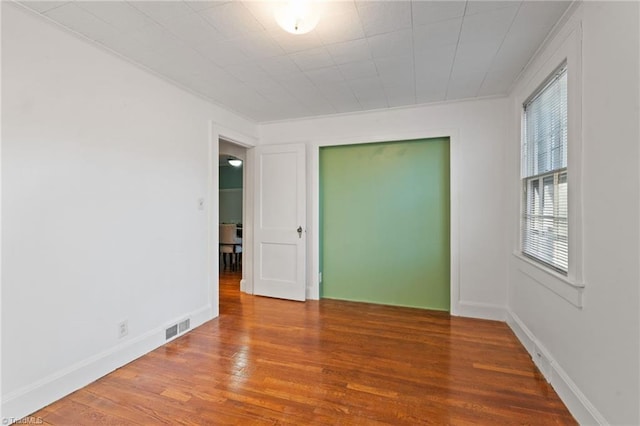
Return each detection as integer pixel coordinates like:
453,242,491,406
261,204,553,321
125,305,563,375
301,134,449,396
275,0,321,35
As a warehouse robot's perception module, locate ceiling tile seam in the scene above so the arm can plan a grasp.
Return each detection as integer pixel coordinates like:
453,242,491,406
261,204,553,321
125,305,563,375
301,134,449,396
324,95,354,113
313,80,343,115
241,1,276,34
72,1,193,68
293,55,340,102
201,1,271,33
327,37,374,65
366,60,389,108
124,1,201,54
354,2,414,39
465,2,518,18
410,1,466,27
474,1,524,97
250,30,288,58
335,59,377,101
351,0,367,111
410,0,417,104
273,36,338,76
331,64,365,111
69,2,125,33
320,46,340,71
51,2,159,58
34,0,71,14
277,72,333,112
192,2,279,48
444,0,469,100
288,53,311,76
181,6,227,41
243,82,274,111
183,1,202,14
123,2,250,86
126,1,172,29
265,59,309,88
125,0,237,61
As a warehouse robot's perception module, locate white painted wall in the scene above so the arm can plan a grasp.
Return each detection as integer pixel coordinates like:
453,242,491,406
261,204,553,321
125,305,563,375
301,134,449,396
1,3,256,420
505,2,640,424
260,96,510,319
0,1,3,421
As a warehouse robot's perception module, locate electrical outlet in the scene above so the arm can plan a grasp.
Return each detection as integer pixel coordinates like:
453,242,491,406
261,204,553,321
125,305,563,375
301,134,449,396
118,320,128,339
533,343,551,380
319,272,323,283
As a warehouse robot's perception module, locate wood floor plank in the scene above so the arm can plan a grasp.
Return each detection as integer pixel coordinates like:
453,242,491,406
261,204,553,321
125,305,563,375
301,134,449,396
24,270,576,425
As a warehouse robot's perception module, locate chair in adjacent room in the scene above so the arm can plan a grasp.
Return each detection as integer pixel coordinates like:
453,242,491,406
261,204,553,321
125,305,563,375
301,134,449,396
219,224,242,271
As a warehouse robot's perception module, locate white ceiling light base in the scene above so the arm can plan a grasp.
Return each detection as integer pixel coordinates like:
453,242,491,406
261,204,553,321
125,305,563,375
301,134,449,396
275,0,321,35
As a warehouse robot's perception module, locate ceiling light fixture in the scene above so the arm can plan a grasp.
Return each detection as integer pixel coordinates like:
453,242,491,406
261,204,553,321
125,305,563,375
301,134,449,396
228,158,242,167
275,0,321,35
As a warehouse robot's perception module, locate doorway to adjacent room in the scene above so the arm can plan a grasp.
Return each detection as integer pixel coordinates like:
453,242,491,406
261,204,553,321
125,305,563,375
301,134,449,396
218,139,246,287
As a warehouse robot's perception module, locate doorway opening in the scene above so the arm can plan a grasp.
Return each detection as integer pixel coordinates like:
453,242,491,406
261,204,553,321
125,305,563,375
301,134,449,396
218,139,247,296
319,137,451,311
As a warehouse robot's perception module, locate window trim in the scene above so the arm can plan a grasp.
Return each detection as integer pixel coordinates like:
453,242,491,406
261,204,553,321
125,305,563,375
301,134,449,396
512,20,584,306
523,61,568,108
521,64,568,275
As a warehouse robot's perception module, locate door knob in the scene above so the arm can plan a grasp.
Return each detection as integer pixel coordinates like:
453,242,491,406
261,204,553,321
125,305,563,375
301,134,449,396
297,226,303,238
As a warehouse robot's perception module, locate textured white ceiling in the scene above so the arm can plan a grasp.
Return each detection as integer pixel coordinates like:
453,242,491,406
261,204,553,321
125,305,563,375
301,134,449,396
20,1,572,122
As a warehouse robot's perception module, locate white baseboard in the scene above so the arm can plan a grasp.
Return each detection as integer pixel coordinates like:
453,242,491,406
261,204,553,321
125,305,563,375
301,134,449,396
2,306,214,422
506,311,607,425
455,301,507,321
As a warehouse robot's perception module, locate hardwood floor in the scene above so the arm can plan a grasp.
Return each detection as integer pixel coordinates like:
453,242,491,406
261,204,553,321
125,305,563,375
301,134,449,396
30,271,576,425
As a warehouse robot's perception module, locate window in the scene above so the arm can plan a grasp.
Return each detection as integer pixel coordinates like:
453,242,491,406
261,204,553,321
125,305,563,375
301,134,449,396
521,63,568,274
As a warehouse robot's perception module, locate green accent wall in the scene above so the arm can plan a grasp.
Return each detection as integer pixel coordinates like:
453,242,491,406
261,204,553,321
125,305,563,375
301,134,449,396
219,165,243,189
320,138,450,311
219,165,243,224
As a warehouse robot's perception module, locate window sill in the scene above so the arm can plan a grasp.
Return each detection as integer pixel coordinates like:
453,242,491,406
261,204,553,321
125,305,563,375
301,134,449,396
512,252,584,308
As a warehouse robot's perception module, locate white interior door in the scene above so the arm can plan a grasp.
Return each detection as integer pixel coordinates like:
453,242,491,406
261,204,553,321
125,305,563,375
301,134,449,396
253,143,306,301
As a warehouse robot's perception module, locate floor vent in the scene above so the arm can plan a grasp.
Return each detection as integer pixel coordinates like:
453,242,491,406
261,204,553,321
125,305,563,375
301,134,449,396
178,318,190,333
166,318,191,341
165,324,178,340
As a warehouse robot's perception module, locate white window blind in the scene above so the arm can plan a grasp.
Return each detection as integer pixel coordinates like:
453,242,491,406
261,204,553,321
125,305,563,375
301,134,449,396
521,63,568,273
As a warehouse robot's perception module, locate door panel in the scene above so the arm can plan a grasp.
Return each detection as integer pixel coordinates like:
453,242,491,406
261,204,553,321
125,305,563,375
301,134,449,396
254,144,306,301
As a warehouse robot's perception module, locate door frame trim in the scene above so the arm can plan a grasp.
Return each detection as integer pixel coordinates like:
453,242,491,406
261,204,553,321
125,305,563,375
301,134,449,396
208,122,257,317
